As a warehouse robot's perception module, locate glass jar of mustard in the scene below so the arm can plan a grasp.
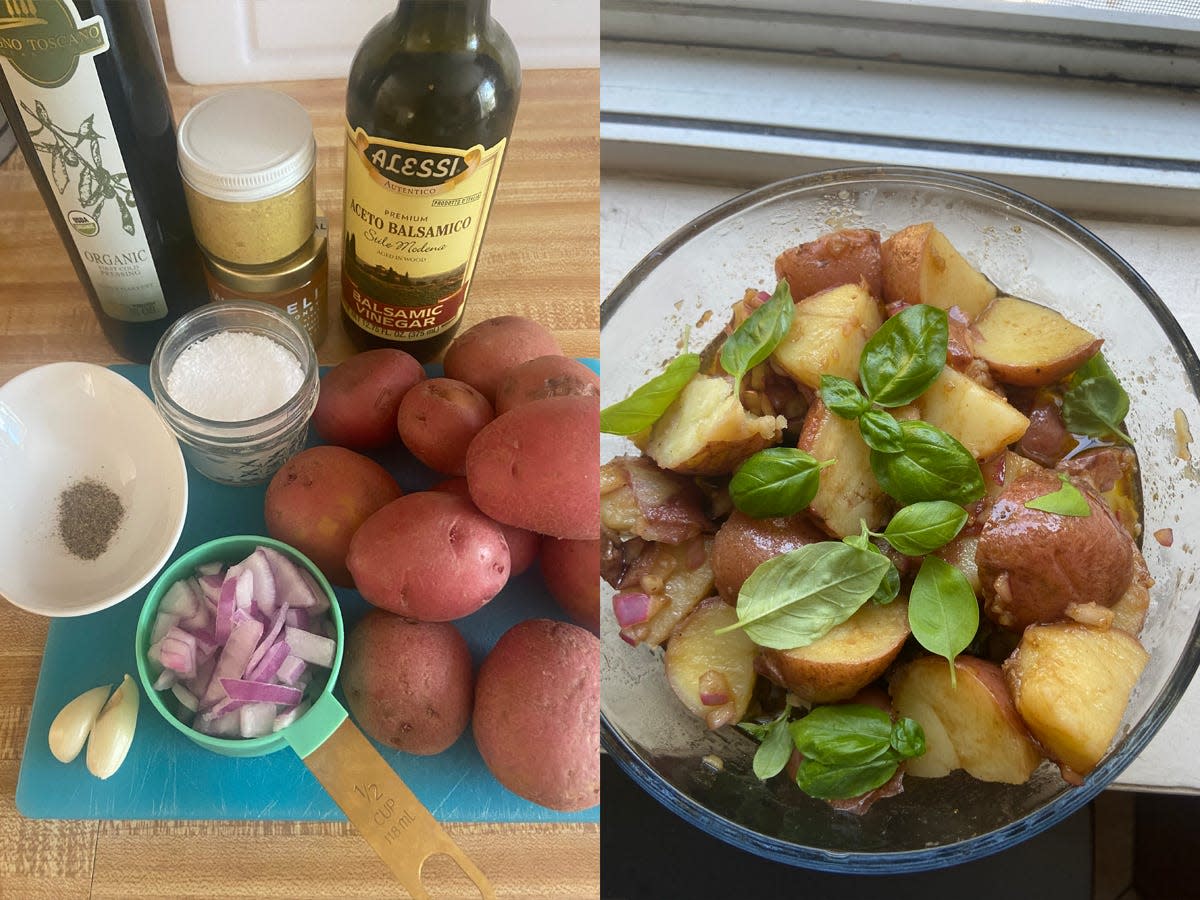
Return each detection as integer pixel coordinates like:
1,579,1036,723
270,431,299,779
177,89,316,267
203,220,329,347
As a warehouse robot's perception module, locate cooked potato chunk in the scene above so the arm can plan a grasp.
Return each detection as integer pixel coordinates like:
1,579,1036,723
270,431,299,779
636,374,784,476
974,296,1102,387
665,597,757,730
881,223,998,319
771,282,883,390
619,537,715,648
774,228,883,301
798,400,890,537
890,656,1042,784
1004,623,1148,776
913,366,1030,461
757,599,911,703
710,510,825,603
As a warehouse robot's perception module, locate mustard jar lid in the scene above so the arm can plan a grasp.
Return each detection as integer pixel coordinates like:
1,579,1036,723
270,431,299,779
177,88,316,203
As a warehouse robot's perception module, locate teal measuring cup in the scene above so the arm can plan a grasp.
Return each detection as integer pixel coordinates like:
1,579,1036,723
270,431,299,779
135,535,494,899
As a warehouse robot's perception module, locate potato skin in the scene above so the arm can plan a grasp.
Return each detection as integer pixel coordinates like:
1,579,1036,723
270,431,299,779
467,396,599,540
430,477,540,575
443,316,563,402
347,492,510,621
312,349,426,449
977,471,1134,630
473,619,599,810
774,228,883,300
495,355,600,415
710,510,825,603
342,611,473,756
396,377,494,475
540,537,600,632
264,446,403,586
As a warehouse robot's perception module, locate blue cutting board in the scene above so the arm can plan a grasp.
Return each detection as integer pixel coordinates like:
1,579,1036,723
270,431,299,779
16,361,600,823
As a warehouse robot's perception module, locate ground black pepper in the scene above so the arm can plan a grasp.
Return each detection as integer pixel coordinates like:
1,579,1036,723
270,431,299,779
56,479,125,561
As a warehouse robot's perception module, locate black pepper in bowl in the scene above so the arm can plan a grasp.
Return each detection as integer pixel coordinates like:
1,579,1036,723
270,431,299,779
57,479,124,560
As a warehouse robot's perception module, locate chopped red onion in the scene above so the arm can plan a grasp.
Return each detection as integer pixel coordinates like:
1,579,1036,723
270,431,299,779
198,574,223,604
200,616,264,709
259,546,320,609
171,683,199,712
219,678,302,706
195,710,240,737
247,640,290,684
283,627,335,668
244,603,289,677
283,608,309,630
613,592,652,628
160,579,198,618
276,655,307,686
239,702,276,738
273,699,310,732
698,669,732,706
242,548,278,615
150,611,181,645
196,561,224,577
215,574,237,643
153,669,177,691
299,569,330,614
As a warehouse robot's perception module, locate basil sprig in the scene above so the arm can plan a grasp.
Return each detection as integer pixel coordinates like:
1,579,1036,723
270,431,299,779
1025,473,1091,517
858,409,904,454
729,448,833,519
870,421,984,506
860,304,949,408
818,375,870,420
842,527,900,604
720,279,795,396
907,556,980,685
1061,353,1132,444
738,706,793,780
788,705,926,800
877,500,968,556
717,542,890,649
599,352,700,435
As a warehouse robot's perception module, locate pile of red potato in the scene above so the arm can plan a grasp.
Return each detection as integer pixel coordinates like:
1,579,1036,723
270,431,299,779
262,316,600,811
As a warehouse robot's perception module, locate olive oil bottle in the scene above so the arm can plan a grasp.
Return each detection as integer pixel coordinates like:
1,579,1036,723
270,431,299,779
0,0,205,363
342,0,520,361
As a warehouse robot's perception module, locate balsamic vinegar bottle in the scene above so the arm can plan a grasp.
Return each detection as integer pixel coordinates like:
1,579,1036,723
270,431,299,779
342,0,521,362
0,0,205,363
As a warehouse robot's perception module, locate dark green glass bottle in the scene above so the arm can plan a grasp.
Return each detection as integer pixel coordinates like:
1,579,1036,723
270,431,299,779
341,0,521,362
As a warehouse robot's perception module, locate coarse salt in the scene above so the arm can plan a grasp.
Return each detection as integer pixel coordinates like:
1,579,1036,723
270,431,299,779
166,330,304,421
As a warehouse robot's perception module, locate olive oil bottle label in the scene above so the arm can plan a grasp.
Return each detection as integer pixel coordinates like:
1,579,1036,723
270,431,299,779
0,0,168,323
342,123,507,341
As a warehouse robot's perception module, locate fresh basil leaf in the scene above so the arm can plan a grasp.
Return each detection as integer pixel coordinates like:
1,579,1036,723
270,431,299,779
720,542,890,650
858,409,904,454
870,420,985,506
1024,473,1092,517
736,721,768,742
819,375,870,421
860,305,949,407
752,712,795,780
600,353,700,435
842,528,900,604
794,756,900,801
880,500,968,556
890,718,926,759
872,563,901,605
908,556,980,685
788,704,894,766
720,279,795,396
729,448,830,519
1061,354,1132,444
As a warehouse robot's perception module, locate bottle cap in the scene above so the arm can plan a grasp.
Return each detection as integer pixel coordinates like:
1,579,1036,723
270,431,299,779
177,88,316,202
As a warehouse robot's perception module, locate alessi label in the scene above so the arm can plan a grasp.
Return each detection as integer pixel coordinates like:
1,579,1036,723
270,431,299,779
341,122,506,341
0,0,167,322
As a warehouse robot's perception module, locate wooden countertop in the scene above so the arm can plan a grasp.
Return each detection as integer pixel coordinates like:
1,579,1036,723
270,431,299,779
0,6,599,898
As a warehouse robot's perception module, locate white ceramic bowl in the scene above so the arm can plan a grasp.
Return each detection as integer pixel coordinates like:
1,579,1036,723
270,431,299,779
0,362,188,617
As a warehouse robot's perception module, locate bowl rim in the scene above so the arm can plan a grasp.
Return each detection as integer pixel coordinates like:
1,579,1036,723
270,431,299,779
599,164,1200,872
0,361,188,618
134,534,344,756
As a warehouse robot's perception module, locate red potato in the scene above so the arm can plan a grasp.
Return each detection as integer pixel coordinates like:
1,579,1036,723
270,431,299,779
312,349,426,449
430,477,540,575
494,355,600,415
540,537,600,632
347,492,510,621
342,611,473,756
396,377,494,475
264,446,402,586
467,395,599,540
473,619,600,811
443,316,563,402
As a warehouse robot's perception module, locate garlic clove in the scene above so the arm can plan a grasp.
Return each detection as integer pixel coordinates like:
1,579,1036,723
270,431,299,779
86,674,140,780
48,684,112,763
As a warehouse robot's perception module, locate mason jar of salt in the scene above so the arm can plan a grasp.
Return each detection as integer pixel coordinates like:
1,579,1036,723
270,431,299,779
149,301,318,485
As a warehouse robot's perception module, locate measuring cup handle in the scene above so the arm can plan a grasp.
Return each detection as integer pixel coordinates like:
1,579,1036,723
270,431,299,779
283,690,348,758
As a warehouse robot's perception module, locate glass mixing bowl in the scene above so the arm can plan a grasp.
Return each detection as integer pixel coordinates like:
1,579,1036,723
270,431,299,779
600,166,1200,872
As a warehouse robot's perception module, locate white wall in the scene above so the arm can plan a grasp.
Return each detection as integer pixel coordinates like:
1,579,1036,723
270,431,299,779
164,0,597,85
